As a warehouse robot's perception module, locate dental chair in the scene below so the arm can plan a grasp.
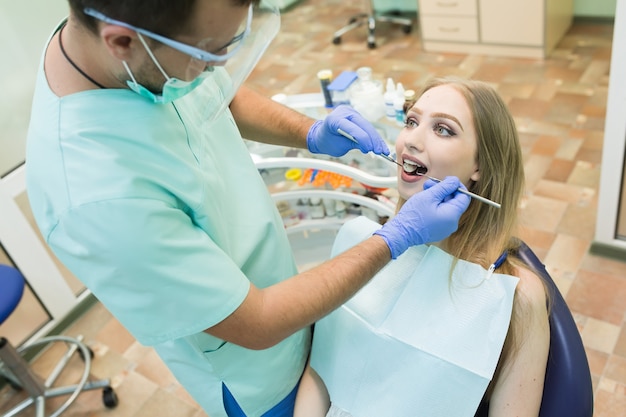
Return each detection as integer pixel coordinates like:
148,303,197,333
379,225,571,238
332,0,413,49
475,241,594,417
0,264,118,417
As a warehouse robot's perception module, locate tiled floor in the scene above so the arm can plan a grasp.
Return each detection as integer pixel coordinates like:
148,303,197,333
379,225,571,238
2,0,626,416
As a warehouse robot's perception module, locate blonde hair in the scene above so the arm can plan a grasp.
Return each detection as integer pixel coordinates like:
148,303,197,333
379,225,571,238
398,76,524,265
398,76,545,399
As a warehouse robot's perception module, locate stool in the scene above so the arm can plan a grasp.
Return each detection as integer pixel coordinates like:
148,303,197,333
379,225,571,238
0,264,118,417
332,0,413,49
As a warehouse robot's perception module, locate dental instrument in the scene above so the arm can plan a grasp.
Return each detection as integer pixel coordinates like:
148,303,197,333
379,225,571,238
337,128,502,209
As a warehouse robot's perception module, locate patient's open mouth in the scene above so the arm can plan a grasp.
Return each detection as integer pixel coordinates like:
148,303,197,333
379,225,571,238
402,159,427,176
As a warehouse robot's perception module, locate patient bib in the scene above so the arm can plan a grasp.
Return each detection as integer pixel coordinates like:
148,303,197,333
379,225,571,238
310,216,518,417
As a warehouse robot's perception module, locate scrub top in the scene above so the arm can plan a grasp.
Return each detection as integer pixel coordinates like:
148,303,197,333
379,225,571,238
26,24,310,417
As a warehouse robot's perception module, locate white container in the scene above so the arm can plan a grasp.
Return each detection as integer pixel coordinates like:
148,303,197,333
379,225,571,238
323,199,337,217
350,67,385,122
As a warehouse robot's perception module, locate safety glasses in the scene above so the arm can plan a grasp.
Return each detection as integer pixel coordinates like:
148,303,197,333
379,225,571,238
84,2,280,123
83,5,253,64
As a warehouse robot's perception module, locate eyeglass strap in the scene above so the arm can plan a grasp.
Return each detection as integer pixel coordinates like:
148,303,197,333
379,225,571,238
136,33,170,81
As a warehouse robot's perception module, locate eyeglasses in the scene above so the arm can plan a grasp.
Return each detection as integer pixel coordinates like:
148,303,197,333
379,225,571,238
83,5,253,63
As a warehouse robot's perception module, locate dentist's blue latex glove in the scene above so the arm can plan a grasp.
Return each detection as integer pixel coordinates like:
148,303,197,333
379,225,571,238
374,177,471,259
306,105,389,157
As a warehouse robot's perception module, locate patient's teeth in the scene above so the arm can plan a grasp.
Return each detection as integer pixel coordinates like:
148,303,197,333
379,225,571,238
403,161,418,173
402,159,427,176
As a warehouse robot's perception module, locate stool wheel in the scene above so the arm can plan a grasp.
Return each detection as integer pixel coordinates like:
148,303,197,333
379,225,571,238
332,36,341,45
78,345,95,361
103,386,119,408
5,335,115,417
367,41,376,49
402,25,412,34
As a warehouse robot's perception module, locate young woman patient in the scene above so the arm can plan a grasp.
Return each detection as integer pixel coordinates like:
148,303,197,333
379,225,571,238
294,76,550,417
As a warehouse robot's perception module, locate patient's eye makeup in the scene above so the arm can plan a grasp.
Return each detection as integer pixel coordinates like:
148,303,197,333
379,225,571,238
403,115,456,138
404,116,418,128
434,123,455,137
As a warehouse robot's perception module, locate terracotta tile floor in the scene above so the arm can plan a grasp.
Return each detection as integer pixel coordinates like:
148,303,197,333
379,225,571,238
2,0,626,416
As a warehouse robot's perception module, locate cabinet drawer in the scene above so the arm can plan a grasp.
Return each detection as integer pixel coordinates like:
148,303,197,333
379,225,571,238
421,16,478,42
479,0,543,46
419,0,476,16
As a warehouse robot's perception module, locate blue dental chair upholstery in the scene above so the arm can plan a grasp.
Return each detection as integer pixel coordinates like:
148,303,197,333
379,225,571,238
475,241,594,417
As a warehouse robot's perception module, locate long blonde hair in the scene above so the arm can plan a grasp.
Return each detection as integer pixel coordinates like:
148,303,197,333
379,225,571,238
398,76,544,399
399,76,524,267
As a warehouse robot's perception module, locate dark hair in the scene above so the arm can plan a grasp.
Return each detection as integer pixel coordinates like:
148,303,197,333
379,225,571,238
68,0,257,37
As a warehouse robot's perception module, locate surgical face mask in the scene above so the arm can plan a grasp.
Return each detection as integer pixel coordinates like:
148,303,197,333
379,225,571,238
84,1,280,116
121,34,214,104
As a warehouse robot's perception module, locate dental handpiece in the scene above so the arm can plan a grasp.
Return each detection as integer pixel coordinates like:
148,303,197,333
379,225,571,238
337,128,501,209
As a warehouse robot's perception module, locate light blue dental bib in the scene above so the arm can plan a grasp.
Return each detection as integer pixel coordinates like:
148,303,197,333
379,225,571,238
310,216,518,417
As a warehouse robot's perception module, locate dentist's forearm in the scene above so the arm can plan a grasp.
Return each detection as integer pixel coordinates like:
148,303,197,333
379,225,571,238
205,235,391,350
230,85,313,149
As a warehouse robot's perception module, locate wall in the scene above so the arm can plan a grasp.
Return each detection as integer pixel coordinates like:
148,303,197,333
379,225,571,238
574,0,617,18
0,0,95,346
0,0,68,177
372,0,417,13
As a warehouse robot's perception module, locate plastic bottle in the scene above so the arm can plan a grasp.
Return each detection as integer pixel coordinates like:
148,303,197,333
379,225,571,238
394,82,406,125
335,200,347,219
323,199,337,217
309,198,325,219
403,89,417,114
317,69,334,108
335,187,347,219
383,78,396,120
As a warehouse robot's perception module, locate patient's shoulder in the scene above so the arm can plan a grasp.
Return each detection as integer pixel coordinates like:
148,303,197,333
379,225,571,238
513,265,548,312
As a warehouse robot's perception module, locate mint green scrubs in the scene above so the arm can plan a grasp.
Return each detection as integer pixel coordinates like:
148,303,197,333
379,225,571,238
26,24,310,417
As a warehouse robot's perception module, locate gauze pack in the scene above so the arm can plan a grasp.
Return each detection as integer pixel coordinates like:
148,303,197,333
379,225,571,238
310,216,518,417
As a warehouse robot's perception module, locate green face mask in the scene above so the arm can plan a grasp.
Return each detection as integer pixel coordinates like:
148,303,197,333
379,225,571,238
122,52,213,104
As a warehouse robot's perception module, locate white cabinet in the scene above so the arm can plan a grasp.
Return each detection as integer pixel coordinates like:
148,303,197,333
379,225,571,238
479,0,544,46
418,0,574,58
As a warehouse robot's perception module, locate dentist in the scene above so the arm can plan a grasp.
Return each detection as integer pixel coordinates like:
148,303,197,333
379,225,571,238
25,1,470,416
